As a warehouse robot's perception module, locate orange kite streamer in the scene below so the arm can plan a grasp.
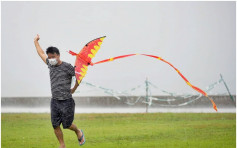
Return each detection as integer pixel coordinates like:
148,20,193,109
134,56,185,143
68,36,217,111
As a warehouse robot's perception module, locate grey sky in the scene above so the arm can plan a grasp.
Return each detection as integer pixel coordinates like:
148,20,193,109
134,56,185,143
1,1,236,97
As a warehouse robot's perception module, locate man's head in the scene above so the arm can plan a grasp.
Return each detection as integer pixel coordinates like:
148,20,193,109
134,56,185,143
46,46,61,65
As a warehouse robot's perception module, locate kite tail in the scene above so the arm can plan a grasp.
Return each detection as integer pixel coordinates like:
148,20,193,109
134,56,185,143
93,54,137,65
208,96,218,111
192,86,217,111
91,53,217,111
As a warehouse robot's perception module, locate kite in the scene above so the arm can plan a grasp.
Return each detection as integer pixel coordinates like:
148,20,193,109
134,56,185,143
68,36,217,111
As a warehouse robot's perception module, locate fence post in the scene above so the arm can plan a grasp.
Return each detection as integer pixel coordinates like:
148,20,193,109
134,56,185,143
220,74,235,106
145,77,149,113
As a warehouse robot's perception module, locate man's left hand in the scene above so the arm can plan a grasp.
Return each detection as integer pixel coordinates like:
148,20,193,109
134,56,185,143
71,89,75,94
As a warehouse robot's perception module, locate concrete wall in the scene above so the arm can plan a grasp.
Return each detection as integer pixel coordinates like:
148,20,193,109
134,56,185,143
1,95,236,108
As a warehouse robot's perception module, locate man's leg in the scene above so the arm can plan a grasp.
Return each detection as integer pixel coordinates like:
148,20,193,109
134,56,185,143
54,126,66,148
62,99,85,144
68,123,85,144
51,99,65,148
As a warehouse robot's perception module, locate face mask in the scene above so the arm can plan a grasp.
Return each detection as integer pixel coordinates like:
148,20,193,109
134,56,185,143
48,58,58,66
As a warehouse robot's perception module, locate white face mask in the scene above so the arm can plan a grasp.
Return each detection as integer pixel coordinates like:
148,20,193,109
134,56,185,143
48,58,58,66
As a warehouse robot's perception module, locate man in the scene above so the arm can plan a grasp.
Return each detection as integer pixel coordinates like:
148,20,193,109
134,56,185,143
34,34,85,148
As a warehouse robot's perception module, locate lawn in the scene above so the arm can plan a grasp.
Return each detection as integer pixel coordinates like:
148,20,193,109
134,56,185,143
1,113,236,148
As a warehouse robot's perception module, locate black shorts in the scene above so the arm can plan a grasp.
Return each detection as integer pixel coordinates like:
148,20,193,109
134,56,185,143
50,98,75,129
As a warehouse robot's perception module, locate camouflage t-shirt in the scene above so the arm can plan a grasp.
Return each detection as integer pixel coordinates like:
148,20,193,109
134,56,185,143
46,58,75,100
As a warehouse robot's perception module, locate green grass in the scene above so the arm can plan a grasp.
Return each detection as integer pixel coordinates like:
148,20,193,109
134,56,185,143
1,113,236,148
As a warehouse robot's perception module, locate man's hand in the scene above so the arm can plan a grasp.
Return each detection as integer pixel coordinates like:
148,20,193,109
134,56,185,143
71,88,76,94
34,34,47,64
34,34,40,42
71,79,80,94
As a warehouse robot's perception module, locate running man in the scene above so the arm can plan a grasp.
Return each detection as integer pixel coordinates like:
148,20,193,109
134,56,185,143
34,34,85,147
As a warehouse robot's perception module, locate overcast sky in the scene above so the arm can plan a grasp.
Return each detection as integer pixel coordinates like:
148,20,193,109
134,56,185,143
1,1,236,97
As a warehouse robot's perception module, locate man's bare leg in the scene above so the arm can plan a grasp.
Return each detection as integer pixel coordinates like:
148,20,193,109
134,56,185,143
68,123,85,144
54,126,66,148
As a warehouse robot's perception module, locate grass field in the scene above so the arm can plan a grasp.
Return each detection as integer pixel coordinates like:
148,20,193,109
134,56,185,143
1,113,236,148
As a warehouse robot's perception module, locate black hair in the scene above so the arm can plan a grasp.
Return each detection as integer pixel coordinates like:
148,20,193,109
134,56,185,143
46,46,60,55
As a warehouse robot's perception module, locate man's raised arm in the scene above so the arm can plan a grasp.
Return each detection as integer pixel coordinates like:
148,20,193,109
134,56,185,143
34,34,47,64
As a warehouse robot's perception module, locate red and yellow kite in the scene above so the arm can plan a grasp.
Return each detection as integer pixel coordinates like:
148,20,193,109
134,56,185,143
68,36,217,111
68,36,105,84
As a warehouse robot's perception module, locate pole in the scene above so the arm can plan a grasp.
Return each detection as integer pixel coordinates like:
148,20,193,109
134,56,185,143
145,77,149,113
220,74,235,106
